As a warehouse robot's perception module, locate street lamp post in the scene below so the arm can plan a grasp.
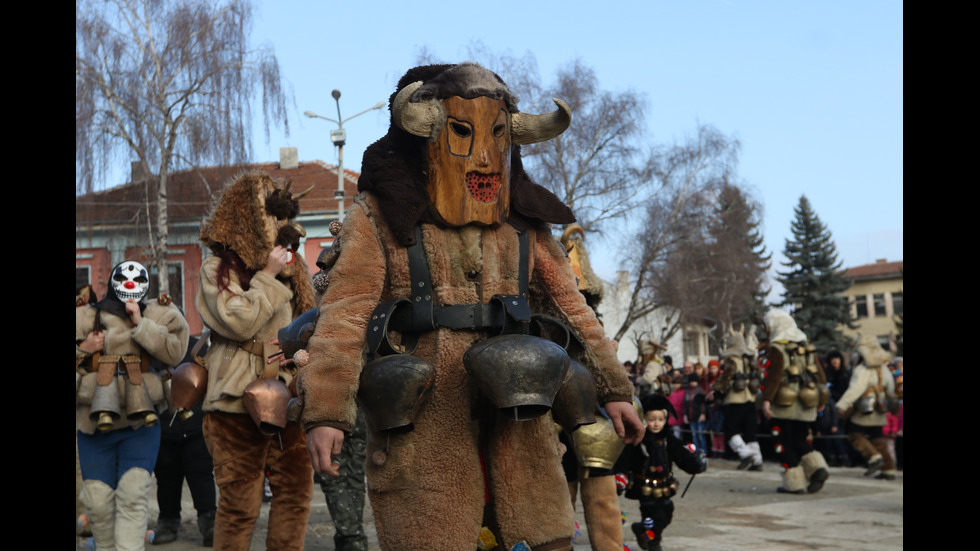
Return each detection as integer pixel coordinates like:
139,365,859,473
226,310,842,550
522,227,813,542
305,90,385,221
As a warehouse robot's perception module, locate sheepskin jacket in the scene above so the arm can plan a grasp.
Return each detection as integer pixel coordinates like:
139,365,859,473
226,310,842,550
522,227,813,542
196,255,301,414
75,300,189,433
761,342,827,422
299,192,634,432
836,362,895,427
713,356,757,405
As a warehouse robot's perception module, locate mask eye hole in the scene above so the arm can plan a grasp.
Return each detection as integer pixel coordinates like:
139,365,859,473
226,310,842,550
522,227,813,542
112,273,127,282
450,122,472,138
493,123,506,138
133,276,148,284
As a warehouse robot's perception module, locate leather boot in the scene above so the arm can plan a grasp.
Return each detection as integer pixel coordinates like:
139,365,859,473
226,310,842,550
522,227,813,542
152,517,180,545
197,511,215,547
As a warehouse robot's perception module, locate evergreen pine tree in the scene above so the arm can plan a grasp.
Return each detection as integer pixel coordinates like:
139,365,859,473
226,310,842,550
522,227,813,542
702,185,771,341
777,195,854,354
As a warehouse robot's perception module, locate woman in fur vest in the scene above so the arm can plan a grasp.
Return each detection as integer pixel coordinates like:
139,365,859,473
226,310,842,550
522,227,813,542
196,171,316,551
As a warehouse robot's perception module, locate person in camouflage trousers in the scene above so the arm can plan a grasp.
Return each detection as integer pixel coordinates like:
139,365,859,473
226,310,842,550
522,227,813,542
316,407,368,551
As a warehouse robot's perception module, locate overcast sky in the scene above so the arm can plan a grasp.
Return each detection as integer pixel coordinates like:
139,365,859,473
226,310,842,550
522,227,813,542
246,1,902,290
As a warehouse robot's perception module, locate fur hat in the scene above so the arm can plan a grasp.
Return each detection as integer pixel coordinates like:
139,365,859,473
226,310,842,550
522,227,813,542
764,309,808,343
854,334,891,367
199,170,316,314
721,325,756,358
357,63,575,246
640,393,677,420
200,171,288,271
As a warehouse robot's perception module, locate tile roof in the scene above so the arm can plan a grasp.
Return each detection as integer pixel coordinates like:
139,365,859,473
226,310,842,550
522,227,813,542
843,259,903,279
75,161,357,226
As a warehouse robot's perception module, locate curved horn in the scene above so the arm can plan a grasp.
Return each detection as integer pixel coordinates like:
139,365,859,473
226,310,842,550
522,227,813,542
560,224,585,248
292,183,316,200
512,98,572,145
392,81,443,139
283,179,293,193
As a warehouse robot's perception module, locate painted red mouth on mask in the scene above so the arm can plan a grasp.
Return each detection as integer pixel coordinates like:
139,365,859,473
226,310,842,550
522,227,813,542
466,173,501,203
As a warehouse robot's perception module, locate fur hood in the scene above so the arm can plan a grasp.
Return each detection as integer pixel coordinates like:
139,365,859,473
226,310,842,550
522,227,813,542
357,63,575,246
854,334,891,367
199,170,315,314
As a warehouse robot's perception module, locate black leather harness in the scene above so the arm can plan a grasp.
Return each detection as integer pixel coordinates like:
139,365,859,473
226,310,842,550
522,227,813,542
366,224,531,358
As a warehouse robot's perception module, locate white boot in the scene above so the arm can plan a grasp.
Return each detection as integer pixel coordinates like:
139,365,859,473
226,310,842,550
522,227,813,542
777,466,807,494
80,479,116,551
747,441,764,470
729,435,753,469
800,451,830,493
115,468,152,551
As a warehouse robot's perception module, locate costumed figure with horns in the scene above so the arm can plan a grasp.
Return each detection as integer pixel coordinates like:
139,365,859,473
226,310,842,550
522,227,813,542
708,325,764,471
835,335,898,479
298,63,644,551
76,261,190,551
759,309,831,494
195,171,317,550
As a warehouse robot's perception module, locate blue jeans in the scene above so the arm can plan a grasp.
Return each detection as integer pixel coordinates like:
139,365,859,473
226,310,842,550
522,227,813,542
689,421,708,452
77,424,161,487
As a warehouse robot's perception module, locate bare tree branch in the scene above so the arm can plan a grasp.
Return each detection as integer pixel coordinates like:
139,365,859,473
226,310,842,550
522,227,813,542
76,0,291,293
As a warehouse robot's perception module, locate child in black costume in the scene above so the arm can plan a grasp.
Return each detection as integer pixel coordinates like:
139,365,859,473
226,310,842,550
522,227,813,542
617,393,707,551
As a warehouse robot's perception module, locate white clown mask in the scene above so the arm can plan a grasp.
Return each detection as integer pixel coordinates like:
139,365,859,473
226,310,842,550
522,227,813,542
111,261,150,303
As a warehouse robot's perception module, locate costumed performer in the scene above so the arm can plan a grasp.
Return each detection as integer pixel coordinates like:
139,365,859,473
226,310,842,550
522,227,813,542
298,62,644,551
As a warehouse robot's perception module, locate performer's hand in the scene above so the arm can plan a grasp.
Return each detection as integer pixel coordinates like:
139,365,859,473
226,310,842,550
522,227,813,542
307,426,345,477
266,338,294,367
761,400,773,419
262,245,289,277
605,400,645,445
125,299,142,325
79,331,105,353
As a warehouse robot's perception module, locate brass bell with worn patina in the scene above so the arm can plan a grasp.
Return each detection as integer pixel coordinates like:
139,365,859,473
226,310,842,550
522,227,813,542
463,334,569,421
358,354,436,433
170,361,208,419
243,378,291,435
551,359,597,432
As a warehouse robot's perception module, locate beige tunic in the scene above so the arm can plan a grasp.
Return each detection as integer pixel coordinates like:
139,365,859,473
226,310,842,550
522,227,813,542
196,255,296,414
762,342,827,422
75,301,189,434
836,362,895,427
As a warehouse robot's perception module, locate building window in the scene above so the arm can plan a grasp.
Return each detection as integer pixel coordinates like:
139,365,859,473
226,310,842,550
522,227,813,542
76,266,91,291
892,292,903,315
148,263,184,311
854,295,868,318
873,294,886,317
684,331,700,359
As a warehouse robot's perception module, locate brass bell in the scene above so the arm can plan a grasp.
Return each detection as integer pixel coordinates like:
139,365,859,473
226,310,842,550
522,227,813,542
143,412,160,427
97,412,116,432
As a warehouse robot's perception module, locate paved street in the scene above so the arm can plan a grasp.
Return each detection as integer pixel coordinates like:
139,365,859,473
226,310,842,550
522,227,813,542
76,458,902,550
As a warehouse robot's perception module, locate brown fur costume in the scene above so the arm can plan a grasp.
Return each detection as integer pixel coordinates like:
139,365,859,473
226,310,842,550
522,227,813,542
196,170,315,550
299,64,633,551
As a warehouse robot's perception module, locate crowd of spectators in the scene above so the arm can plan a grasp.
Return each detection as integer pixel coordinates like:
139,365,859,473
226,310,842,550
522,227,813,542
625,352,903,470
